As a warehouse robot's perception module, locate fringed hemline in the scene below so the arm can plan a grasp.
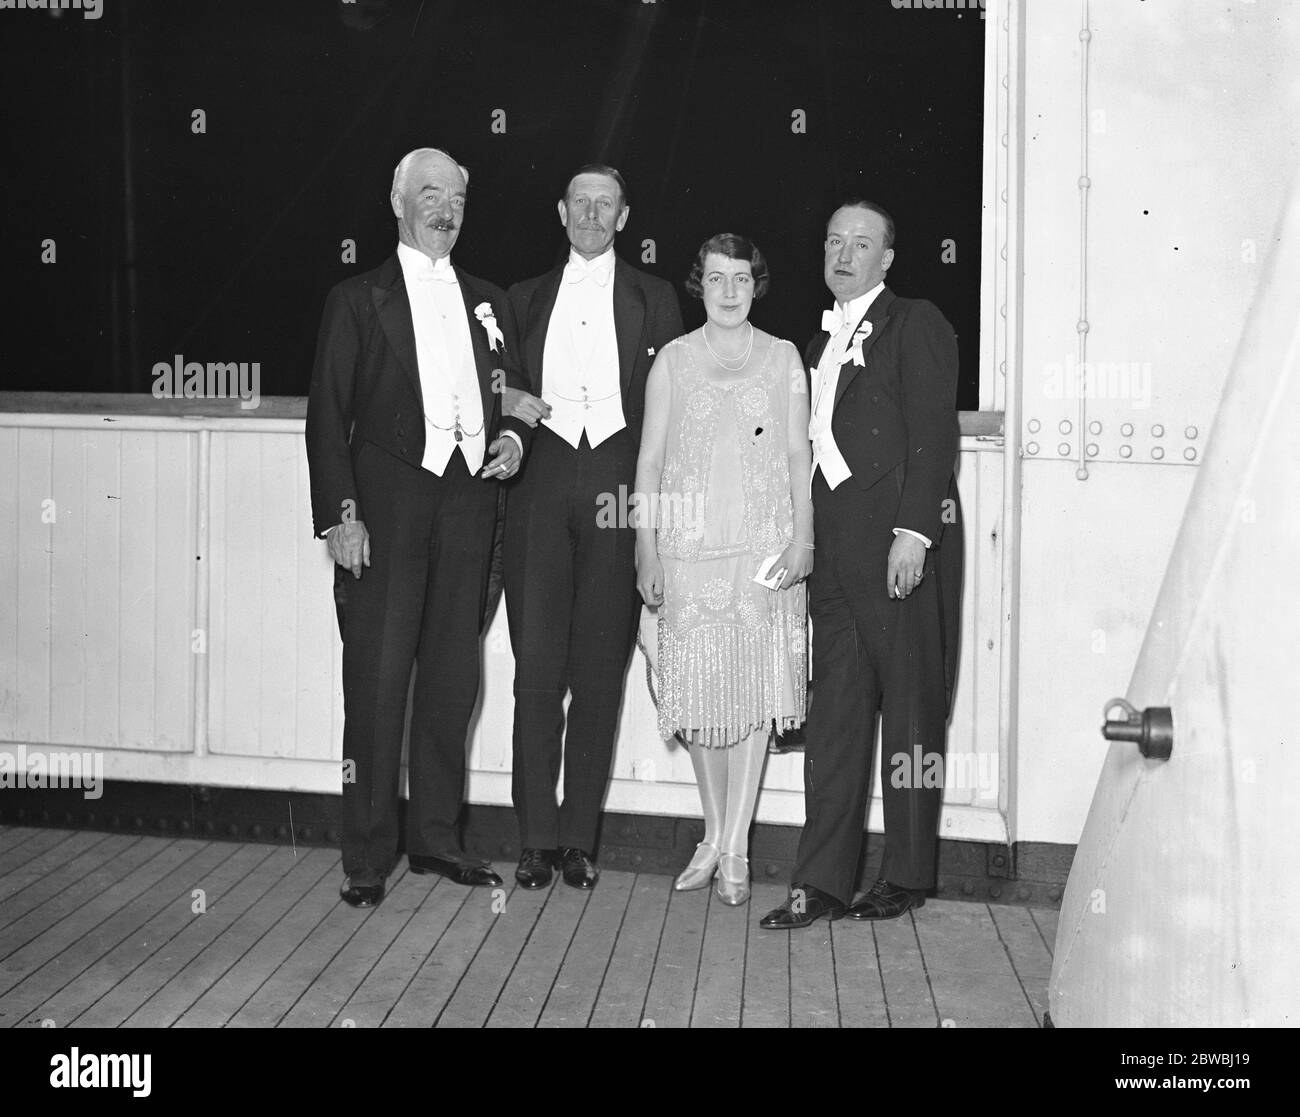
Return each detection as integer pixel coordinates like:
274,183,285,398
656,615,807,748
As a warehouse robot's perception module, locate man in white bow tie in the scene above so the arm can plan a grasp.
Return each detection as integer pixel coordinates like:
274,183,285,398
501,164,683,891
305,147,533,908
761,199,964,930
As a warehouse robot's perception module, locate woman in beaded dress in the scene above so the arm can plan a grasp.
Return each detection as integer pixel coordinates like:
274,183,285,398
634,234,813,906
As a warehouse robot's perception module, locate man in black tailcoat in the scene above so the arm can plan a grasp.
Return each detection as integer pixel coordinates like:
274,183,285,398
761,200,963,930
305,147,532,908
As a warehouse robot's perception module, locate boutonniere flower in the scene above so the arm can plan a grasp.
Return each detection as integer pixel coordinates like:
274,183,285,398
847,320,872,366
473,302,504,353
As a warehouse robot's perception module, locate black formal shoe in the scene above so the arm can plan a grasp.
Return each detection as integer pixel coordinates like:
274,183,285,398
758,883,846,930
559,847,599,889
515,848,556,889
844,878,928,921
340,879,385,908
408,853,503,887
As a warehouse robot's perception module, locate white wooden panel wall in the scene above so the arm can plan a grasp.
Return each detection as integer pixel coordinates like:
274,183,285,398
1,410,1007,842
0,425,196,754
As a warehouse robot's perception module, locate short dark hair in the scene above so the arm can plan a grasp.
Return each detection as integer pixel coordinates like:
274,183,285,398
829,198,895,250
685,233,770,300
562,163,629,210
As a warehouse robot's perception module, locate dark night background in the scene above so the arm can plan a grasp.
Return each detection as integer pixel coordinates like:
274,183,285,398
0,0,985,407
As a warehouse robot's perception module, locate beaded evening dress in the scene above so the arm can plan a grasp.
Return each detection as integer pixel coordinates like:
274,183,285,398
654,328,808,747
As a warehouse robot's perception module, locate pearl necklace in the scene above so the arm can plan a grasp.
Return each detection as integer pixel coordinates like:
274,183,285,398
702,322,754,370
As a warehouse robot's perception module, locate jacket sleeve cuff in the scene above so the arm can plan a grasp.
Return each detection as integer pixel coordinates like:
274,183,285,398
893,526,932,549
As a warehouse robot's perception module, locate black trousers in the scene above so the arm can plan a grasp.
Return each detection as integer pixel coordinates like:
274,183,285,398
792,468,961,903
338,440,497,886
503,426,642,852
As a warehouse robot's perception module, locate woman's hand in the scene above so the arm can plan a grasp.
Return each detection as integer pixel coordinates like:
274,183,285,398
636,546,665,607
775,543,813,590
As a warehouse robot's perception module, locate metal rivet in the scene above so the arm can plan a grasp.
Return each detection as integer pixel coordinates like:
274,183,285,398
1184,425,1198,439
1048,887,1062,902
1026,441,1039,455
1076,319,1089,333
178,820,191,833
990,885,1003,900
1151,424,1165,438
766,863,779,877
275,825,289,840
993,854,1006,867
631,854,643,866
133,816,144,829
1119,445,1132,458
1152,447,1165,460
1184,447,1196,461
1086,443,1098,457
326,828,339,843
1120,423,1134,437
1058,419,1072,434
961,881,975,896
1058,442,1071,456
1027,418,1041,434
1088,420,1102,435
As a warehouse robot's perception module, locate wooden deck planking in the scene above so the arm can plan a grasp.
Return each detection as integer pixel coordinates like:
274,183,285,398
137,853,351,1035
78,846,332,1028
0,828,1057,1028
587,872,672,1029
0,839,230,1026
1030,906,1059,956
741,882,790,1028
22,843,277,1028
169,849,342,1028
436,875,552,1028
535,870,634,1028
640,882,709,1029
690,890,750,1028
789,911,841,1027
381,871,510,1028
871,914,939,1027
0,838,210,1006
0,827,81,877
0,827,42,855
914,903,1038,1028
0,832,135,927
990,904,1054,1025
486,881,591,1028
331,874,468,1028
831,919,890,1028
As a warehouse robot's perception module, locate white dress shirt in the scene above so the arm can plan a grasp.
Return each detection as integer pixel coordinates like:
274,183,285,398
541,247,626,449
397,242,488,476
809,280,929,548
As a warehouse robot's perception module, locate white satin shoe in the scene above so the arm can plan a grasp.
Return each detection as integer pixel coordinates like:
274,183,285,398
674,842,721,891
714,852,750,906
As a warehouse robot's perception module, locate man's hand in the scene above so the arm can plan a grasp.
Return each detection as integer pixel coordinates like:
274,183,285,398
328,520,371,580
482,435,522,480
886,533,926,599
501,387,552,428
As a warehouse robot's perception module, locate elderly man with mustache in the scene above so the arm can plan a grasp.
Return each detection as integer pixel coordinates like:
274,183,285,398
306,147,532,908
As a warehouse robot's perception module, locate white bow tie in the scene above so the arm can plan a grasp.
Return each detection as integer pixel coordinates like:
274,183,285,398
565,256,613,287
821,306,852,335
415,260,458,284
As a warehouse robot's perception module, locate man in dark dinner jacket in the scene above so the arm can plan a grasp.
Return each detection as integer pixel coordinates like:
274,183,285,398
305,147,532,908
761,199,963,930
502,164,683,890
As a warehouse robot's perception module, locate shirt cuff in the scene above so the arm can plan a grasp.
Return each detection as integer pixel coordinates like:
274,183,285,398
500,429,523,456
893,526,932,549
